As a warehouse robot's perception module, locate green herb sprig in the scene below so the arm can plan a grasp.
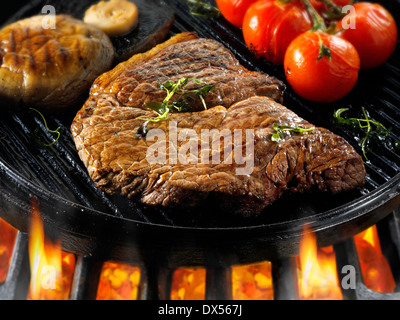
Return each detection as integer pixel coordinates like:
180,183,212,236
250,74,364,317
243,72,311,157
136,78,215,138
30,108,61,147
271,123,315,143
186,0,221,18
333,107,391,161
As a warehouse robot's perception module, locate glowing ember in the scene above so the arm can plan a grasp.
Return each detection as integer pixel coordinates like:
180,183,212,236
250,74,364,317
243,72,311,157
171,268,206,300
96,261,141,300
232,261,274,300
170,263,274,300
27,200,75,300
296,225,343,300
0,218,18,283
354,225,396,293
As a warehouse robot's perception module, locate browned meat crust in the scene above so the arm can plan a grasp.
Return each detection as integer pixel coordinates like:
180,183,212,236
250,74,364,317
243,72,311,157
88,32,285,110
71,33,365,216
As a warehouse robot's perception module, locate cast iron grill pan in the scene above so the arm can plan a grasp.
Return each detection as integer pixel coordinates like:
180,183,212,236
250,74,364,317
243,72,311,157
0,0,400,260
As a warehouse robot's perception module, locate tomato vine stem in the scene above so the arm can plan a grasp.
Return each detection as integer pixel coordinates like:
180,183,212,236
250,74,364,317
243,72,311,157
301,0,328,31
301,0,337,62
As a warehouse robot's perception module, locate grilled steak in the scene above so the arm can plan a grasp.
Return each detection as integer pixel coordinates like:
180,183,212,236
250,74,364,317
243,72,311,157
88,32,285,110
71,33,365,216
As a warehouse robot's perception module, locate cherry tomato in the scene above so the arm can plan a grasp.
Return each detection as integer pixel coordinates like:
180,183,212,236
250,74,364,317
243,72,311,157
242,0,312,65
216,0,258,28
337,2,398,69
284,31,360,103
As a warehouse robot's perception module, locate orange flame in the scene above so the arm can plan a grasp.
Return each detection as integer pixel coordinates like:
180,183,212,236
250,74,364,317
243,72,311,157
170,263,274,300
296,225,343,300
96,261,141,300
354,225,396,293
28,200,75,300
232,261,274,300
0,218,18,283
171,268,206,300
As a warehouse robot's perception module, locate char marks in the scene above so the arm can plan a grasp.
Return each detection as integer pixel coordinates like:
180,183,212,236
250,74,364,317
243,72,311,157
71,33,365,216
0,14,115,109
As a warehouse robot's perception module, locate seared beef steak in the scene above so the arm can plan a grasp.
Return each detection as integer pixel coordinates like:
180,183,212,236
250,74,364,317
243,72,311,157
89,32,285,111
71,33,366,216
72,95,365,216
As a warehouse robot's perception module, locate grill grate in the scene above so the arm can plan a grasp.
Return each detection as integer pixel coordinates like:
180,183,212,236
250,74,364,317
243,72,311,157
0,0,399,249
2,207,400,300
1,0,400,301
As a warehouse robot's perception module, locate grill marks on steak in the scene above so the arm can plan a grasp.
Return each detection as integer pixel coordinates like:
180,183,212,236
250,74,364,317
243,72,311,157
89,32,285,112
71,33,366,216
72,94,366,216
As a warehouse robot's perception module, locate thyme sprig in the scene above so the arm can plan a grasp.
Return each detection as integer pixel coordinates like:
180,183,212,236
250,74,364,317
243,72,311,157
333,107,391,161
186,0,221,18
271,123,315,143
136,78,216,138
30,108,61,147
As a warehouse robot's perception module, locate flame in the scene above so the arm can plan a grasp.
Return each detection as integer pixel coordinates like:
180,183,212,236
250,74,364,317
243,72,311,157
296,224,343,300
27,200,75,300
0,218,18,283
354,225,396,293
170,263,274,300
232,261,274,300
96,261,141,300
171,268,206,300
23,198,396,300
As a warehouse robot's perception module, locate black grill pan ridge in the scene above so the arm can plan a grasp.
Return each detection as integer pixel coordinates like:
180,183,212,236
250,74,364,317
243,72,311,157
0,0,399,257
